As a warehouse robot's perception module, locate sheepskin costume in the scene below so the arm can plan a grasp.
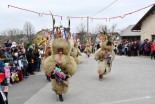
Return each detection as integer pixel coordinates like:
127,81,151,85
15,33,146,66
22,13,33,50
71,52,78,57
44,38,77,95
84,42,92,57
70,41,82,64
94,40,115,78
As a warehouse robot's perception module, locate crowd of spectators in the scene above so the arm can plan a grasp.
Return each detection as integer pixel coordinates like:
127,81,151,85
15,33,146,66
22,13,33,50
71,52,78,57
0,40,44,104
115,39,155,59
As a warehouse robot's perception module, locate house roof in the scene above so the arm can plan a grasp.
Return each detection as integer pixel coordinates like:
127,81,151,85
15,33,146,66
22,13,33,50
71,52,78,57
121,25,140,36
132,5,155,30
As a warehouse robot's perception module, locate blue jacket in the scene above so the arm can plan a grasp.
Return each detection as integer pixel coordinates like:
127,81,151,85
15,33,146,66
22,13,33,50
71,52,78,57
0,60,5,73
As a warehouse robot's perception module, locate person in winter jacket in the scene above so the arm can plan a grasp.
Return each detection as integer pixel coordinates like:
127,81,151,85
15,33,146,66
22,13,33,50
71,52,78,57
138,43,143,56
18,54,24,81
146,41,151,56
26,48,35,75
13,48,18,67
4,40,12,47
22,53,28,78
0,51,5,73
0,51,8,104
132,41,139,56
127,43,132,56
4,47,13,65
118,43,123,55
151,42,155,60
34,47,40,72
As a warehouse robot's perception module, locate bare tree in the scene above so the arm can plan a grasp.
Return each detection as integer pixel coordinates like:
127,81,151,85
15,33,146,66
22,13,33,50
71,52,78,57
96,24,109,34
110,23,117,33
23,21,36,43
0,28,23,44
76,23,87,44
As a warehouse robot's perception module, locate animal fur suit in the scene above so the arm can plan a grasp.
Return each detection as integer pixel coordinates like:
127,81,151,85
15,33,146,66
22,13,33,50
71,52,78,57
94,40,115,75
85,43,92,56
44,39,77,94
70,41,82,64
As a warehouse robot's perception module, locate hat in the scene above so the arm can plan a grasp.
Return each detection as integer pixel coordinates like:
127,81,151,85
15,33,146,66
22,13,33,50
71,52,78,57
0,73,5,83
5,63,9,69
11,45,16,48
11,42,17,48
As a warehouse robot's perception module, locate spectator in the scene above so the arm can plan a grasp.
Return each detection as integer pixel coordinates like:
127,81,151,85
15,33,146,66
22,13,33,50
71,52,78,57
146,41,151,56
138,42,143,56
4,47,13,65
34,47,40,72
26,48,35,75
113,45,117,54
22,53,28,78
0,50,8,104
132,41,139,56
17,54,24,81
97,43,100,50
124,42,128,55
13,49,18,67
151,41,155,60
4,40,12,47
38,47,42,70
118,43,122,55
4,63,11,86
127,43,132,56
0,51,5,73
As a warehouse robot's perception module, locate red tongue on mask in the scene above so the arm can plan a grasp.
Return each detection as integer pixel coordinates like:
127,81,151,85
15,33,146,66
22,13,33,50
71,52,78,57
58,54,62,63
104,52,108,59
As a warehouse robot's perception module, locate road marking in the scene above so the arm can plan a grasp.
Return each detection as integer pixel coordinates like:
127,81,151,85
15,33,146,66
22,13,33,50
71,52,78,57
103,96,152,104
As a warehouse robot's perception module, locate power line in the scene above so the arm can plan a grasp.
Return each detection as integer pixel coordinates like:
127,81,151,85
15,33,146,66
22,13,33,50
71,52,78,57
90,0,118,17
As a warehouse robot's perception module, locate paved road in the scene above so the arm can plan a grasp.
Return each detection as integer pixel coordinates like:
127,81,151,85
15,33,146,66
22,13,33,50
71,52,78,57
9,54,155,104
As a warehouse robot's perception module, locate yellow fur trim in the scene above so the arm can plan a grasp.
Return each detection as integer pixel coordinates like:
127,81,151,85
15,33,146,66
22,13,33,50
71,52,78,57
101,40,114,51
52,79,70,94
52,39,71,55
44,55,56,76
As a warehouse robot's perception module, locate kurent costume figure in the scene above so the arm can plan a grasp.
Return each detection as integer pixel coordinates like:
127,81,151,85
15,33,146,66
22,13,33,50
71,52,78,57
44,38,77,102
70,41,82,64
94,40,115,79
85,41,92,57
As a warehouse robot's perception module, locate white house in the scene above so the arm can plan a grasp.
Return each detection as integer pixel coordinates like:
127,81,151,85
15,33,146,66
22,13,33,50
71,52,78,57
120,25,141,41
132,5,155,41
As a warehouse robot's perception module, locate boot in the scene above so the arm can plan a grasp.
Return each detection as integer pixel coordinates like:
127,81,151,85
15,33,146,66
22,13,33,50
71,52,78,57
59,94,64,102
99,75,103,79
47,78,51,82
47,76,51,82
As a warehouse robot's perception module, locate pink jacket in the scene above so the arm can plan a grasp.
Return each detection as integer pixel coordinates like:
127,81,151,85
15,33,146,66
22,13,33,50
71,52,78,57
54,69,66,80
4,67,10,78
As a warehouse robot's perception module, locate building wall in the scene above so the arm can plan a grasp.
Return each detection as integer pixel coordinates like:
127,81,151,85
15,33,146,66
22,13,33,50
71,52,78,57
141,13,155,41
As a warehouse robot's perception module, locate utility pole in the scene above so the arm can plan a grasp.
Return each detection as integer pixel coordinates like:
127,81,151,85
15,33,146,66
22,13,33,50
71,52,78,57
87,16,89,34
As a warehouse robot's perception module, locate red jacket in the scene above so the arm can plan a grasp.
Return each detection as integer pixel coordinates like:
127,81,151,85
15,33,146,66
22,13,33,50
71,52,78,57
151,44,155,51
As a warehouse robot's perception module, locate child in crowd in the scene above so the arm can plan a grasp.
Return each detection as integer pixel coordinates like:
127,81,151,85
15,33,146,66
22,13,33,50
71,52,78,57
13,70,19,83
10,64,16,84
13,49,18,67
18,54,23,81
4,63,11,86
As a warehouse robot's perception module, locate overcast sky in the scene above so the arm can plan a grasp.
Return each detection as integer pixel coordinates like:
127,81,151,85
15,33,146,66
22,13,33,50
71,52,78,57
0,0,155,33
